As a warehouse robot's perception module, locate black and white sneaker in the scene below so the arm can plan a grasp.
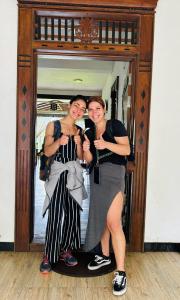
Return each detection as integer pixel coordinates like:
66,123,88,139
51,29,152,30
112,271,127,296
88,254,111,270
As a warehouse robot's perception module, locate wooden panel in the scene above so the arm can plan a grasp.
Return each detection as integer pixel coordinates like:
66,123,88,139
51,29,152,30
140,15,154,61
18,9,32,54
32,40,139,54
18,0,158,10
15,8,33,251
130,69,152,251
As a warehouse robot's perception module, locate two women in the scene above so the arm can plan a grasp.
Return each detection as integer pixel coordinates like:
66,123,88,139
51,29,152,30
40,95,87,273
40,94,130,296
83,96,130,296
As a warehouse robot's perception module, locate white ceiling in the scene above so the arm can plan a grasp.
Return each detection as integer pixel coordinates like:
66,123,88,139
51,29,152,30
37,55,115,93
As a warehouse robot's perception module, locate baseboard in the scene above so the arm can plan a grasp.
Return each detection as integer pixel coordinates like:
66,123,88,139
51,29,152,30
144,243,180,252
1,242,179,252
0,242,14,251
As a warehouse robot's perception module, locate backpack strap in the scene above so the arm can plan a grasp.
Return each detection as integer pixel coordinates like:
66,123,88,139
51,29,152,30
53,120,61,140
106,119,114,140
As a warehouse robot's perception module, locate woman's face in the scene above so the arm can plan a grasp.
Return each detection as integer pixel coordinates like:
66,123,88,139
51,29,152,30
88,101,105,124
69,99,86,120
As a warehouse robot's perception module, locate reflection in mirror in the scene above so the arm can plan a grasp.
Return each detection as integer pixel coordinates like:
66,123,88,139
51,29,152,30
34,55,134,245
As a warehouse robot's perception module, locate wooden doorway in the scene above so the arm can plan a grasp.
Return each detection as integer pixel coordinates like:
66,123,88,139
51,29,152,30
15,0,158,251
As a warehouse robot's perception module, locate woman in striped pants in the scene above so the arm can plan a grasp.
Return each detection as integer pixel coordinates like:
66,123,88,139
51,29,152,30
40,95,87,273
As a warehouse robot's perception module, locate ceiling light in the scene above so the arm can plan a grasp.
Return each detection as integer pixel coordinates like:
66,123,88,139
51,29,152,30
74,78,83,83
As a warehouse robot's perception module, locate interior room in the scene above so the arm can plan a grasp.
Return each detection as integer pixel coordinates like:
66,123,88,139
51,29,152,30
0,0,180,299
34,55,131,245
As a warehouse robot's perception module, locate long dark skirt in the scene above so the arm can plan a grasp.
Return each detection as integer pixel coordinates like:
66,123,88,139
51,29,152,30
45,170,81,264
84,163,125,252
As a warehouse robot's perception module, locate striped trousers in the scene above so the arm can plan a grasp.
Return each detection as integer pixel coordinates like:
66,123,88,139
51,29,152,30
45,170,81,264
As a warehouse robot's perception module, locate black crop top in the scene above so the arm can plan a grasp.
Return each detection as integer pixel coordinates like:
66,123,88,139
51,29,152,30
85,119,128,166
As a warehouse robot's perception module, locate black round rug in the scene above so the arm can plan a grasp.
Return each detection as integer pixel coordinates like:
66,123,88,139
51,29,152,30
52,252,116,277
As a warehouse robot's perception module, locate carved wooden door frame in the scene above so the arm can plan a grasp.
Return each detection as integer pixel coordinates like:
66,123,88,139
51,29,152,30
16,0,158,251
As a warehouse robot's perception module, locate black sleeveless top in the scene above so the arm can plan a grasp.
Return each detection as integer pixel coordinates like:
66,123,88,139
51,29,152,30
54,124,82,164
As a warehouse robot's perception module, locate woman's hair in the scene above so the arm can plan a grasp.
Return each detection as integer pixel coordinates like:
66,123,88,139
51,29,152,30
87,96,105,109
70,95,87,106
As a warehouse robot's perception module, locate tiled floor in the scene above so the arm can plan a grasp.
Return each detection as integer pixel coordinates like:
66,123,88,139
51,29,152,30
34,159,90,244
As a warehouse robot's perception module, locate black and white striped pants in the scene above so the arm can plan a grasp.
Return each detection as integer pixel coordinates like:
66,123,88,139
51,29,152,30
45,170,81,264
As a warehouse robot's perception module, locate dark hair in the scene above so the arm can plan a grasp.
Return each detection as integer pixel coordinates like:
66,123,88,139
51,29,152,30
70,95,87,106
87,96,105,109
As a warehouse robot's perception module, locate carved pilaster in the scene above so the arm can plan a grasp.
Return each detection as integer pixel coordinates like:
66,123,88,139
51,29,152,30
15,7,33,251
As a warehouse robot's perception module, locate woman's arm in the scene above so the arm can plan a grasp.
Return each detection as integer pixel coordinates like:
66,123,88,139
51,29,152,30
94,135,130,156
83,134,93,163
44,122,68,157
74,129,83,160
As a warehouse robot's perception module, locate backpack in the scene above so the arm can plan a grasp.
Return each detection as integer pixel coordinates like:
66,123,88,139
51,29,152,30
39,120,61,181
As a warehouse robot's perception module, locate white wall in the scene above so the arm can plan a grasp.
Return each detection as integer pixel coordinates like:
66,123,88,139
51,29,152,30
0,1,17,242
0,0,180,244
102,61,129,120
145,0,180,242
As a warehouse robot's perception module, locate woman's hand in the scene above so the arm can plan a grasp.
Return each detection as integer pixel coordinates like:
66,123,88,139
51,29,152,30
59,134,69,146
83,134,90,152
74,129,81,146
94,134,107,150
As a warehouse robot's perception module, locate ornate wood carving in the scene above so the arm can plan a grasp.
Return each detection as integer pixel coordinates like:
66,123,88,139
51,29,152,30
75,18,98,44
34,11,139,46
16,0,159,252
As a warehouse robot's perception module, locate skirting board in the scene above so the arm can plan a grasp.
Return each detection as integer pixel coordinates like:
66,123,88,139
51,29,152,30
0,242,14,251
0,242,179,252
144,243,180,252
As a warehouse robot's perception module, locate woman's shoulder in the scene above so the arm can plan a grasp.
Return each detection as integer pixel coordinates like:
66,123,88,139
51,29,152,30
45,121,54,134
107,119,124,127
107,119,127,137
45,120,61,137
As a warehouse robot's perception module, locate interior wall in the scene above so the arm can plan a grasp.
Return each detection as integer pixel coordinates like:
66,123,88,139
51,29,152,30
0,0,180,244
0,0,17,242
144,0,180,242
102,61,128,120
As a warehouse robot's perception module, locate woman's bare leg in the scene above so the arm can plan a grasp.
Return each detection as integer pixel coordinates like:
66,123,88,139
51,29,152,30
106,192,125,271
101,225,110,256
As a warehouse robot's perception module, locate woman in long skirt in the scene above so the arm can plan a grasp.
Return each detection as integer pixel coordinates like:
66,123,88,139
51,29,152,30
83,96,130,296
40,95,87,273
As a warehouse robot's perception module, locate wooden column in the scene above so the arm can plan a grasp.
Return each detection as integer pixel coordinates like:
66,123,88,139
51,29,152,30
130,14,154,251
15,7,33,251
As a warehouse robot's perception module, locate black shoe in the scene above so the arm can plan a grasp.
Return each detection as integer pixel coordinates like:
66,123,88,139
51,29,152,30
113,271,127,296
88,254,111,270
40,255,52,274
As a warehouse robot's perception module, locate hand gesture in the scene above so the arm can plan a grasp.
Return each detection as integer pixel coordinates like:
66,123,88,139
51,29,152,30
83,134,90,152
74,129,81,146
59,134,69,146
94,134,107,150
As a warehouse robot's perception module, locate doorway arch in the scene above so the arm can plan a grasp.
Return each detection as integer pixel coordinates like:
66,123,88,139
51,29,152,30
15,0,158,251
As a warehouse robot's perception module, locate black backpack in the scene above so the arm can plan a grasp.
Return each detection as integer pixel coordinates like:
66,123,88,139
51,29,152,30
39,120,61,181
